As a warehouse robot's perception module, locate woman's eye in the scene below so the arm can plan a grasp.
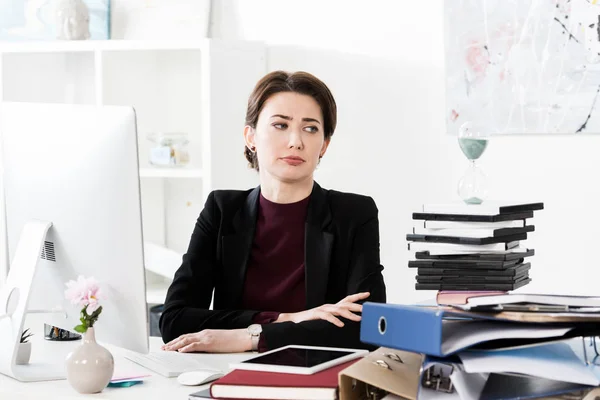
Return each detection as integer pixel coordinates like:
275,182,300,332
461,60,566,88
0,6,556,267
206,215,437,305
273,123,287,129
305,126,319,133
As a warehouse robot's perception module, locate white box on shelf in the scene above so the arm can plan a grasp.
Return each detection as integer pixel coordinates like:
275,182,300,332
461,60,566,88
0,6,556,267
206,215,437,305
143,241,183,280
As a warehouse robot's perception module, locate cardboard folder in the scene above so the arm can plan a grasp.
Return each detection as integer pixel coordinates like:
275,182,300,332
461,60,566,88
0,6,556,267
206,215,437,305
338,347,454,400
338,347,597,400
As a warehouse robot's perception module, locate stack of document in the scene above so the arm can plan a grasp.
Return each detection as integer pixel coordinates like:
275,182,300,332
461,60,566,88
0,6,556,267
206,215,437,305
407,201,544,292
456,293,600,313
359,298,600,399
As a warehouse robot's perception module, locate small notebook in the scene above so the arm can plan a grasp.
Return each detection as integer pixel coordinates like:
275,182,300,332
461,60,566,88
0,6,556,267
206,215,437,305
412,211,534,222
421,202,544,216
420,219,528,229
412,225,534,238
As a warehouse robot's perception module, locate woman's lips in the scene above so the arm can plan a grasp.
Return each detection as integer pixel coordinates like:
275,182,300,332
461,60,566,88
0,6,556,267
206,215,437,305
281,156,305,166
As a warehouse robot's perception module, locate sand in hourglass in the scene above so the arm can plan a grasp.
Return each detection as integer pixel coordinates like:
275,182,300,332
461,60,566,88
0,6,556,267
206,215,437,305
458,138,487,160
457,137,488,204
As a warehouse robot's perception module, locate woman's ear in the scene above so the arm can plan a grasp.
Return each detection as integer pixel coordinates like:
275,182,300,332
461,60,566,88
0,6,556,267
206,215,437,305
244,125,256,151
319,138,331,158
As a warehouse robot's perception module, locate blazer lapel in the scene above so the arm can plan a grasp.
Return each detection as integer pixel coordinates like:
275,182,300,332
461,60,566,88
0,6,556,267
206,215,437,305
305,182,334,310
221,186,260,306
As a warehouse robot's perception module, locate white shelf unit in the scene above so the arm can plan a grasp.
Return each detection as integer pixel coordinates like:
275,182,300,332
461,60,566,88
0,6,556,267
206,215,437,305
139,168,204,178
0,39,264,305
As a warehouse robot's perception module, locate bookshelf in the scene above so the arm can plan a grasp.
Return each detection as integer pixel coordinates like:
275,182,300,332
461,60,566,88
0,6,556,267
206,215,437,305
0,39,264,304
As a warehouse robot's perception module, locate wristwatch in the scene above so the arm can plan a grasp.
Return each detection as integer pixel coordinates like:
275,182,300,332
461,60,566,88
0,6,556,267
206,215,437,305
247,324,262,351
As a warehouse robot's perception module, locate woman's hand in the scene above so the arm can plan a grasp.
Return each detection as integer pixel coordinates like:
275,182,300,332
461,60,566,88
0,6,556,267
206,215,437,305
161,329,252,353
276,292,370,327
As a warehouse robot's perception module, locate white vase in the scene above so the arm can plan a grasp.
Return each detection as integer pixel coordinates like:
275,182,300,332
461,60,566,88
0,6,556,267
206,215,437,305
15,342,31,365
65,327,114,394
54,0,91,40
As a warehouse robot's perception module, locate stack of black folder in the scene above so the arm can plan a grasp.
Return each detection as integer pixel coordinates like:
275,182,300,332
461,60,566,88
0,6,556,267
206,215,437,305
406,201,544,291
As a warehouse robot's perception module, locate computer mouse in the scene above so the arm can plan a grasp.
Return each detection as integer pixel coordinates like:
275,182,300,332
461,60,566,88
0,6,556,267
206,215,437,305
177,369,224,386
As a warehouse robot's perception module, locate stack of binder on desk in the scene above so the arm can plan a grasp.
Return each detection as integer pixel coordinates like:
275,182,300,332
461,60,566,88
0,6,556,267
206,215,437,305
347,297,600,400
407,201,544,292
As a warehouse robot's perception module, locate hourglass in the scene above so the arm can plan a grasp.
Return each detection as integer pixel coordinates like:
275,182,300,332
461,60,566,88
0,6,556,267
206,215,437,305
457,121,489,204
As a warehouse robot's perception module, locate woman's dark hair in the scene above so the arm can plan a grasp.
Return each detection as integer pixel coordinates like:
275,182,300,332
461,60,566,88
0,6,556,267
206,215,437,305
244,71,337,171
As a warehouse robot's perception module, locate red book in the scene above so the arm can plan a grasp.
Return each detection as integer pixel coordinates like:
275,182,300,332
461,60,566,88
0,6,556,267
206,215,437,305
436,290,507,305
209,359,358,400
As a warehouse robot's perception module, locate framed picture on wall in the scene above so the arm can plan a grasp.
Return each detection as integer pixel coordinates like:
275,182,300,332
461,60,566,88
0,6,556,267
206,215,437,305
0,0,110,41
445,0,600,135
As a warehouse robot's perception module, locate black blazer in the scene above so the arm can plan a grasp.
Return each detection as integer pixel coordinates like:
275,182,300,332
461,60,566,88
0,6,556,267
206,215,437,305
159,182,386,350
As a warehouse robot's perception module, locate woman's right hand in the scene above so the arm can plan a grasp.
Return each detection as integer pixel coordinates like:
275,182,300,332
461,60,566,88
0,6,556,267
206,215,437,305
275,292,370,327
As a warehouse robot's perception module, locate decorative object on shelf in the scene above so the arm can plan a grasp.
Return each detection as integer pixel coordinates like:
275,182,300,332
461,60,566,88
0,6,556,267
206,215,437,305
54,0,90,40
147,132,191,167
16,328,33,365
64,276,114,394
112,0,210,40
457,121,489,204
0,0,110,41
44,323,82,341
445,0,600,135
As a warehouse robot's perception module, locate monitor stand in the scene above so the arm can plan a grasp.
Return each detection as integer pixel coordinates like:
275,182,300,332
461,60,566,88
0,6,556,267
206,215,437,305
0,220,70,381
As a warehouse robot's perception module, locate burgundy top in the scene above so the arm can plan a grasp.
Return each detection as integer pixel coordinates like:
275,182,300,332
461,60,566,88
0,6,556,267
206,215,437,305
241,192,310,351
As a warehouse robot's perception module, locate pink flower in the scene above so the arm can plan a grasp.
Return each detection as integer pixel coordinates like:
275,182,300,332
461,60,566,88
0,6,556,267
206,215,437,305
450,109,460,122
465,42,490,77
86,295,101,314
65,275,103,313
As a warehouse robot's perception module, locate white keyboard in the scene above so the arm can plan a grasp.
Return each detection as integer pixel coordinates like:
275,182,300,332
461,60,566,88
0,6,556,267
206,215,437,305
125,351,216,378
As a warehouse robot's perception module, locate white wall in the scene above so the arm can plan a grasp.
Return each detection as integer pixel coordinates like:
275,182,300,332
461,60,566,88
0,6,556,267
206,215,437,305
0,0,595,303
206,0,600,304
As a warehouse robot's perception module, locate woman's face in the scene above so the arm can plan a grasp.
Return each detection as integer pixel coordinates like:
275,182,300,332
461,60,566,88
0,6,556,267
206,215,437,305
245,92,330,183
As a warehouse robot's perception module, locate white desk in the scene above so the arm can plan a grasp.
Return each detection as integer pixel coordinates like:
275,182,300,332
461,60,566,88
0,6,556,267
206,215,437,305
0,335,254,400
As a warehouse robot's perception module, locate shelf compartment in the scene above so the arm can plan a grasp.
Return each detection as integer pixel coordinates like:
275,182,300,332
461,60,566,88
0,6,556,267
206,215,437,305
2,52,96,104
139,168,203,178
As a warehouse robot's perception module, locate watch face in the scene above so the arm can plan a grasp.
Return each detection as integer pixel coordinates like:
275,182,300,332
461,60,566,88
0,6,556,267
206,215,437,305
248,324,262,335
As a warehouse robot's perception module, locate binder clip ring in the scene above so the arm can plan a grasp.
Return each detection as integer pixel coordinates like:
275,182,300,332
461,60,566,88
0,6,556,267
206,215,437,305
582,336,600,366
372,359,392,370
384,352,403,363
364,383,388,400
378,316,387,335
421,364,455,393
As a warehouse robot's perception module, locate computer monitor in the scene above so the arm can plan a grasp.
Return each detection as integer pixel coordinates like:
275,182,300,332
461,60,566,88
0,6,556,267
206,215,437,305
0,102,149,381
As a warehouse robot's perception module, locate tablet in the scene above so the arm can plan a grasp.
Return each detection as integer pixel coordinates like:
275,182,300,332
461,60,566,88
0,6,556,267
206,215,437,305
229,345,368,375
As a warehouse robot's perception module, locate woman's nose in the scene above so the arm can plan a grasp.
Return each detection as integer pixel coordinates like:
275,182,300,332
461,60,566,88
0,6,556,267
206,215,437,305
287,131,303,150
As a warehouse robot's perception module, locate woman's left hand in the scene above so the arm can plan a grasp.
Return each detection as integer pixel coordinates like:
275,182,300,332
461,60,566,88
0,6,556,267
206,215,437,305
161,329,252,353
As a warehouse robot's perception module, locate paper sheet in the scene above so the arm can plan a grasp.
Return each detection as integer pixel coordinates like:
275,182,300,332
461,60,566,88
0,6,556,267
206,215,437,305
458,342,600,386
417,388,461,400
450,369,488,400
441,320,572,355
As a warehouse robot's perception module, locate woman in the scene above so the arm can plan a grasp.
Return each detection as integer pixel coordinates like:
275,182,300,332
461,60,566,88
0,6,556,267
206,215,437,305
159,71,386,353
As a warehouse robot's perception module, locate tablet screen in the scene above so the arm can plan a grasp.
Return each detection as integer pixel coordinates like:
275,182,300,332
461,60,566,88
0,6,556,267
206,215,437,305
242,347,355,368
